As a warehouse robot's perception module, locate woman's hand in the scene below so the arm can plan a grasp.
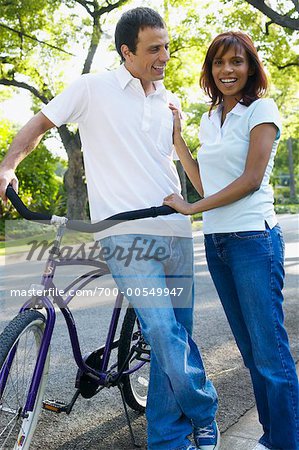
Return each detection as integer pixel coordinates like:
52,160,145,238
163,193,194,215
169,103,182,139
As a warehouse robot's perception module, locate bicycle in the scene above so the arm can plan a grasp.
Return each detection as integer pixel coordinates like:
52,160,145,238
0,185,175,450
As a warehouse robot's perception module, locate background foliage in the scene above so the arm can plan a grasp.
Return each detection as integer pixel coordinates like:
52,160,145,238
0,0,298,230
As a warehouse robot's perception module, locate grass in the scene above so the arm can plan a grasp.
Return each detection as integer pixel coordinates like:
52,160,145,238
191,219,203,231
0,228,93,257
274,204,299,214
0,202,297,255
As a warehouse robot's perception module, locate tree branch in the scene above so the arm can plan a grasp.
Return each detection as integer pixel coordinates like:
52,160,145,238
0,56,17,64
277,62,299,69
0,78,51,104
170,43,203,55
245,0,299,30
0,23,76,55
82,17,102,74
265,20,273,35
291,0,299,13
74,0,94,17
76,0,130,75
97,0,131,17
272,59,299,70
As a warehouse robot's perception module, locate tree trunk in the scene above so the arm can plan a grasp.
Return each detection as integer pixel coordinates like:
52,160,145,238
58,126,88,219
287,136,296,201
176,161,188,200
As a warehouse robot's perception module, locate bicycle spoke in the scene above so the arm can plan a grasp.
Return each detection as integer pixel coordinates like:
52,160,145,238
2,331,37,414
0,410,19,446
0,412,18,434
0,392,19,412
0,312,48,449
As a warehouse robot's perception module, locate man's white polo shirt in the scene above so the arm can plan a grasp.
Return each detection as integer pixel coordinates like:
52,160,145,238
197,98,281,234
42,64,191,238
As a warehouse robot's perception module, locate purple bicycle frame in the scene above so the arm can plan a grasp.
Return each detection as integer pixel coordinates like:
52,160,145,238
1,254,147,416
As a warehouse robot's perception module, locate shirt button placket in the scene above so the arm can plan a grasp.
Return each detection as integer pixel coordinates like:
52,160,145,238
142,96,152,132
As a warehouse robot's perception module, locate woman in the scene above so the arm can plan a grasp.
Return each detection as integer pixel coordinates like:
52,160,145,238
164,31,299,450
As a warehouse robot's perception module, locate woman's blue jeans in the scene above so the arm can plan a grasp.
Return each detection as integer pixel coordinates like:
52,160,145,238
204,224,299,450
100,234,218,450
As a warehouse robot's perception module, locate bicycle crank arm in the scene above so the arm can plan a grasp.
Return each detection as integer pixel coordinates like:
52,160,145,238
42,389,80,415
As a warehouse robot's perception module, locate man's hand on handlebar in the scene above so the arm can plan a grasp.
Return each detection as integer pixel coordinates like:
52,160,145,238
0,112,56,204
6,184,177,231
0,169,18,204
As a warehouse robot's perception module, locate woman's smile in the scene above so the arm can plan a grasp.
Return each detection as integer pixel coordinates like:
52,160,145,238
212,46,252,103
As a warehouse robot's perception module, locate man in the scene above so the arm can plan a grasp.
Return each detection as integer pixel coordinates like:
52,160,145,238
0,7,219,450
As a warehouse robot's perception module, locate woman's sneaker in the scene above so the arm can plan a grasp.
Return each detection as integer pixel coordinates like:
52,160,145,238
193,420,220,450
253,445,270,450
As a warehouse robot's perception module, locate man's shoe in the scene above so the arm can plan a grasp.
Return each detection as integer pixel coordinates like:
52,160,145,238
253,445,270,450
193,420,220,450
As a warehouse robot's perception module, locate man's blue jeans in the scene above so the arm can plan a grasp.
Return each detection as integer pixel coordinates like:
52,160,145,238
204,224,299,450
100,234,218,450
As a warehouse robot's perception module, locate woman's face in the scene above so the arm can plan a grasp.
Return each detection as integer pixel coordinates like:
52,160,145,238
211,45,252,102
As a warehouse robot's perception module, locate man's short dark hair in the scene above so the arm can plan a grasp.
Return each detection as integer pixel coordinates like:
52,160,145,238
115,7,165,62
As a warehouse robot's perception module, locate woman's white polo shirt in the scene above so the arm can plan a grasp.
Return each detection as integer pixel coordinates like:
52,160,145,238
197,98,281,234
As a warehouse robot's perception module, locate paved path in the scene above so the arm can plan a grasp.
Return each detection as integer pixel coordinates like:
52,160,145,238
0,214,298,449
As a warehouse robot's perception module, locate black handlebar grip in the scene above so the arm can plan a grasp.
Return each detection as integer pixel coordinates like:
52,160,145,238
5,184,177,231
5,185,52,222
66,205,177,233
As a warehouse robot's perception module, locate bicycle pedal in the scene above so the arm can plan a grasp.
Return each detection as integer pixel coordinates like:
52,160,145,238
135,344,150,360
42,399,67,413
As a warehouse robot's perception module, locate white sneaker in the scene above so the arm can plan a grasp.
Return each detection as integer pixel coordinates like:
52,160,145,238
253,444,270,450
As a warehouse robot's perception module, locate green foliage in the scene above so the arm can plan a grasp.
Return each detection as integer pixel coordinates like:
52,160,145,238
163,1,214,100
163,0,299,204
0,0,298,214
0,118,66,220
274,204,299,214
272,138,299,182
0,0,72,98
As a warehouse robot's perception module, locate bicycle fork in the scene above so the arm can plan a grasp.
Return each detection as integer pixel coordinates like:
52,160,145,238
20,296,55,415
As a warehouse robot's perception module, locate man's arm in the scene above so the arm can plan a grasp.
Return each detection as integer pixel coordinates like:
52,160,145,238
0,112,55,201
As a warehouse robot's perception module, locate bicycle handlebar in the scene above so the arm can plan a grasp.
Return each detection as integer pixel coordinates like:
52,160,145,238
6,185,52,222
5,185,177,233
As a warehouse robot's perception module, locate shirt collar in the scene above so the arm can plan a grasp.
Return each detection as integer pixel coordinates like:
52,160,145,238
227,101,248,116
115,63,133,89
216,101,248,116
209,101,248,127
115,63,166,94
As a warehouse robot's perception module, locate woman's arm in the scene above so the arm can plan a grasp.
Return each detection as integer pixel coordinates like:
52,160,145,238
164,122,277,214
170,104,204,196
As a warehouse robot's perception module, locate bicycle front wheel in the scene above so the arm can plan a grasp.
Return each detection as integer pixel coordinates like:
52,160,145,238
118,307,150,413
0,310,50,450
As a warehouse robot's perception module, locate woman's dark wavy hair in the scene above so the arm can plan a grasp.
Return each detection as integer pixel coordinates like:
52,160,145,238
200,31,268,114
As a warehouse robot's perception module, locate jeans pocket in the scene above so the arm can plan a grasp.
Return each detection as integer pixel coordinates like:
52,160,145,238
272,224,285,258
232,230,269,240
273,223,283,237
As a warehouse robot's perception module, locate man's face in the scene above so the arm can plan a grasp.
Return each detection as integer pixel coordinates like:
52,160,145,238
123,26,170,84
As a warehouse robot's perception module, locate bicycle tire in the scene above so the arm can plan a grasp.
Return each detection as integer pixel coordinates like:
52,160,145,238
0,310,50,450
118,307,150,413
